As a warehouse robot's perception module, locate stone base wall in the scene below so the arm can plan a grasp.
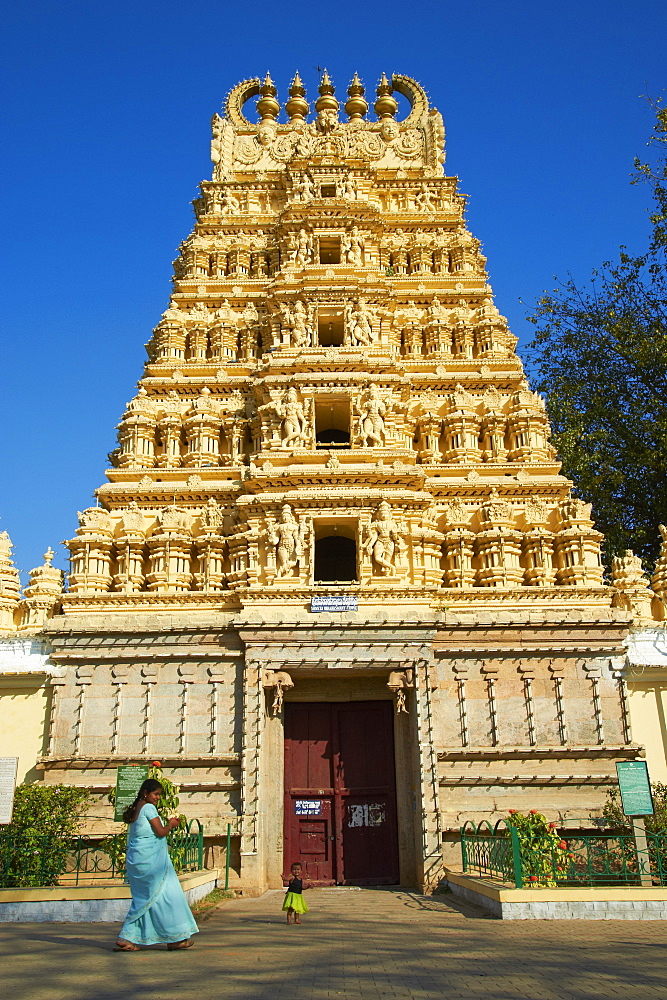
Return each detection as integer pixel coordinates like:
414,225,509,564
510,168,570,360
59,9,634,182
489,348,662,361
0,870,219,923
446,873,667,920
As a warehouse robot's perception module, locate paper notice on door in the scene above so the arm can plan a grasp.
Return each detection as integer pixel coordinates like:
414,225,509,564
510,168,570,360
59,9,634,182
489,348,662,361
347,802,386,827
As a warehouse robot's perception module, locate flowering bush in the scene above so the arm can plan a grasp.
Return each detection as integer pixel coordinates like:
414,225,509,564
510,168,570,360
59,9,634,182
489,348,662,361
504,810,570,888
0,783,90,887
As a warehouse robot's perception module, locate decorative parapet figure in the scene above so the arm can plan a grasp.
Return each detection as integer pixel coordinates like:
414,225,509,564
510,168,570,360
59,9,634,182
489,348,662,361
18,548,64,633
267,504,307,578
651,525,667,606
364,501,406,576
356,384,386,447
0,531,21,632
611,549,658,622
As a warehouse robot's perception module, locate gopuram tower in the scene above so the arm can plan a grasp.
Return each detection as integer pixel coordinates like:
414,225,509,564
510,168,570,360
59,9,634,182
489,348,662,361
29,72,641,891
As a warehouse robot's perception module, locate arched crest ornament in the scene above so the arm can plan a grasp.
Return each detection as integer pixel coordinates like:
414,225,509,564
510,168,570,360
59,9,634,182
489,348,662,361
211,71,445,177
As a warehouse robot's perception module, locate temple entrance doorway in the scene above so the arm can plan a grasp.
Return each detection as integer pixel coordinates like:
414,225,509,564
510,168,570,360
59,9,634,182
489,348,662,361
283,701,400,885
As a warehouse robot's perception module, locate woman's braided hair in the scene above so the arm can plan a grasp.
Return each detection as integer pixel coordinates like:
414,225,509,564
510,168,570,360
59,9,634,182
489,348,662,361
122,778,163,824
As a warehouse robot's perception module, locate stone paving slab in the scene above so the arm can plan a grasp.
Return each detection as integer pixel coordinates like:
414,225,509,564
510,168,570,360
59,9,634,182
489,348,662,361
0,887,666,1000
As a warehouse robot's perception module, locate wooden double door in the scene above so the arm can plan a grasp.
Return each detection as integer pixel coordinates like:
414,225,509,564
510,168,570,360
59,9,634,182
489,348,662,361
283,701,400,885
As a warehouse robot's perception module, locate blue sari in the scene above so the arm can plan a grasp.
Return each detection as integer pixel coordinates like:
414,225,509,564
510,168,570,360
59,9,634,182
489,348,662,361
119,803,199,946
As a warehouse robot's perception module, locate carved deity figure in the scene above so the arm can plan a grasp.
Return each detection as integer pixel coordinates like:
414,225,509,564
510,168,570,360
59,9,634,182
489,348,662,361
214,299,232,324
346,298,374,347
364,501,404,575
201,498,225,529
290,229,314,267
294,172,315,201
358,384,386,447
283,299,314,348
268,504,306,578
415,183,436,212
277,387,308,447
427,296,446,324
342,226,364,266
316,108,338,134
343,174,358,200
220,189,240,214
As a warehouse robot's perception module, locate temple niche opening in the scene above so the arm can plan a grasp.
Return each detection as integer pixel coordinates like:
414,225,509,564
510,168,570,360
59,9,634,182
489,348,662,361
2,68,666,895
314,526,358,583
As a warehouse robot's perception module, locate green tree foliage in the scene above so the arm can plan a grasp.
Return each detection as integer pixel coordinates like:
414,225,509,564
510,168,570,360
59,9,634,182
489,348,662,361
603,782,667,834
526,102,667,566
0,783,90,887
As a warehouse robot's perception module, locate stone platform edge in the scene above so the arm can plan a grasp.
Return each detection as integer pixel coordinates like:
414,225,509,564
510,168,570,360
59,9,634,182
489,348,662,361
0,868,220,923
445,869,667,920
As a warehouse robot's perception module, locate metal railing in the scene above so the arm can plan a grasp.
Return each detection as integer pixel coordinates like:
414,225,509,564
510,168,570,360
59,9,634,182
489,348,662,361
0,819,205,889
460,820,667,888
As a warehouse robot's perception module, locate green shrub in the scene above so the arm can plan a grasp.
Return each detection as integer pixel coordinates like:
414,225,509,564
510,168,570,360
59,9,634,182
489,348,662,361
0,783,90,888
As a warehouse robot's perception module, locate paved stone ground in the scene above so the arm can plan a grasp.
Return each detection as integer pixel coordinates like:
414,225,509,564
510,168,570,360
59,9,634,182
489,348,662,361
1,887,666,1000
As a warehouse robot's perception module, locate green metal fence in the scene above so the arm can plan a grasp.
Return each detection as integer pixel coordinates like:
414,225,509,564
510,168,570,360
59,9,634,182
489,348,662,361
0,819,205,889
460,820,667,888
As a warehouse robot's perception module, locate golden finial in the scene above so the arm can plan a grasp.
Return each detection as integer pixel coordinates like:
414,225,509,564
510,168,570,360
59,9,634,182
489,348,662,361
256,72,280,121
315,68,339,117
345,72,368,121
43,547,54,564
286,70,309,122
374,72,398,119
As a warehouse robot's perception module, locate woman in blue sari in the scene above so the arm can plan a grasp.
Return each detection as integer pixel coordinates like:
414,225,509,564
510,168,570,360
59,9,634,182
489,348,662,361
114,779,199,952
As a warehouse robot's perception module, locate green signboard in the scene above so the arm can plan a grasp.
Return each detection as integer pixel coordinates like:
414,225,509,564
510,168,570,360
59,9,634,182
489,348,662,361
114,765,149,822
616,761,654,817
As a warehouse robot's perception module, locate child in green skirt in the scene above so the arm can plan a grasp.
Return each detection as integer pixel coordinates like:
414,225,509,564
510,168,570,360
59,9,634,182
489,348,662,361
282,862,309,924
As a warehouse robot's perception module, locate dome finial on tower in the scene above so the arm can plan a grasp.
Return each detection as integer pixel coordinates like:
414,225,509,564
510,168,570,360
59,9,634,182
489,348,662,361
256,72,280,121
315,68,339,129
345,72,368,121
374,72,398,119
286,70,309,122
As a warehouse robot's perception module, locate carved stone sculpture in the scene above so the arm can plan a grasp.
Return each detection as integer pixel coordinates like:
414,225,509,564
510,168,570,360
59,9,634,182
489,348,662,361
267,504,307,578
357,384,386,446
364,501,405,575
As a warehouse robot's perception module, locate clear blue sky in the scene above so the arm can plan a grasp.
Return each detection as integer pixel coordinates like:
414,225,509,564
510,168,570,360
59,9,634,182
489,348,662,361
1,0,665,582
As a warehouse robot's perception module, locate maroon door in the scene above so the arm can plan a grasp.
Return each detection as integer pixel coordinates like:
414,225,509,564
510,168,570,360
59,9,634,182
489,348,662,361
284,701,400,885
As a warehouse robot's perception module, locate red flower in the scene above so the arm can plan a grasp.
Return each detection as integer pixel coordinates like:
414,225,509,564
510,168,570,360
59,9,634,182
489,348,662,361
528,875,539,881
529,810,538,815
558,840,567,850
548,823,557,829
508,809,517,814
152,761,162,767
